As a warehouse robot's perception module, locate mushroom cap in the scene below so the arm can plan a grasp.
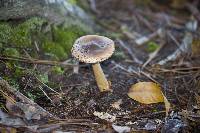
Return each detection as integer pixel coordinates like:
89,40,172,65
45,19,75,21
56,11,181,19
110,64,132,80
71,35,115,63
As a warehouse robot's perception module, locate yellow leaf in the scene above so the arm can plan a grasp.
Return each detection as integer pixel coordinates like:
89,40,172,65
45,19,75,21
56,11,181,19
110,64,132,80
128,82,170,115
192,40,200,56
171,0,187,9
11,128,17,133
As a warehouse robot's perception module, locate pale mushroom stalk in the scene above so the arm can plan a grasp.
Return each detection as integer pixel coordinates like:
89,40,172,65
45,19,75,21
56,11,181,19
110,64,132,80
92,63,110,92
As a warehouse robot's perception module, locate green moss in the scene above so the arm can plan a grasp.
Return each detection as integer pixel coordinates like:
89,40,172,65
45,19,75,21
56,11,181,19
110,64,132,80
14,67,24,77
6,78,20,91
113,50,126,60
53,24,90,54
53,27,74,54
147,42,159,52
0,23,12,43
42,40,68,60
27,92,37,101
42,21,92,60
38,73,49,84
106,32,123,39
1,17,91,62
10,17,45,47
3,48,20,57
51,66,64,75
68,0,77,5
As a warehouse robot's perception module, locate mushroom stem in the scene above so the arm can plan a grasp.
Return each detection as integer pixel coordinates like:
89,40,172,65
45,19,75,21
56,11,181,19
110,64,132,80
92,63,111,92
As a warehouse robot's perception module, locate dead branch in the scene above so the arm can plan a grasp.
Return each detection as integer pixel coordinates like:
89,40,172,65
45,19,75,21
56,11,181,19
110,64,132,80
0,79,56,119
158,32,193,65
135,12,155,32
142,41,166,67
185,3,200,23
152,67,200,74
0,56,79,67
117,39,142,64
89,0,100,14
138,10,187,25
135,28,164,46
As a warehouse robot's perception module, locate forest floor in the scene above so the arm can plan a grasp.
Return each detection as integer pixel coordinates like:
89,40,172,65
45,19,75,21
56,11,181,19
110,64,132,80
0,1,200,132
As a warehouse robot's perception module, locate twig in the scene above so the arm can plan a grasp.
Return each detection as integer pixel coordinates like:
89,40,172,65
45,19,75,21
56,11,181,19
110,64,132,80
89,0,99,14
0,89,16,104
111,61,159,84
138,110,166,118
117,39,142,64
140,70,159,84
172,67,200,71
0,79,56,118
138,10,187,25
38,121,98,132
135,28,164,45
0,56,79,67
158,32,193,65
120,26,139,40
167,31,181,48
185,3,200,23
111,61,140,75
34,76,60,95
152,67,200,74
135,12,155,32
142,41,166,68
57,83,89,89
38,85,54,105
34,41,40,52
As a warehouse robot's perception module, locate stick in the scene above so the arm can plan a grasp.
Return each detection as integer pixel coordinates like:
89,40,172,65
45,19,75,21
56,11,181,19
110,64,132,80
38,85,54,105
35,76,60,95
117,39,142,64
158,32,193,65
135,12,155,32
185,3,200,23
0,79,56,118
142,41,166,67
135,28,164,46
0,56,79,67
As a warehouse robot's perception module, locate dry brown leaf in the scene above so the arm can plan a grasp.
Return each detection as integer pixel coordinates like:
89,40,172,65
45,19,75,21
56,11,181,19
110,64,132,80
111,99,122,110
128,82,170,115
0,127,17,133
170,0,187,9
192,40,200,56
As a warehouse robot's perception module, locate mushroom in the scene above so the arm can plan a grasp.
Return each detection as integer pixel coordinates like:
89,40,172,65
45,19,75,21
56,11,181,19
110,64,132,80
71,35,115,92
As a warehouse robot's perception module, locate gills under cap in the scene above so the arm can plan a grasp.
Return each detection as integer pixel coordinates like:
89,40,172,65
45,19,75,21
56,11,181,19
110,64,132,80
71,35,115,63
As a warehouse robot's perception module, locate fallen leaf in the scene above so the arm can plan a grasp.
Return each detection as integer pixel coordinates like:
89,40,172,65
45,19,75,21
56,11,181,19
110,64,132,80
195,93,200,109
191,40,200,56
93,111,116,122
128,82,170,115
111,99,122,110
0,127,17,133
170,0,187,9
128,82,163,104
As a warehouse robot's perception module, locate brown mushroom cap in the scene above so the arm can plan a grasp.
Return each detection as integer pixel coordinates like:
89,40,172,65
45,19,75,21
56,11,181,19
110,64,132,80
71,35,115,63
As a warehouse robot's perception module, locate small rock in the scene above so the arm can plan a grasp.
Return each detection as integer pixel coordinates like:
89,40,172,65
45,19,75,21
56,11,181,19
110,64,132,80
112,124,131,133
